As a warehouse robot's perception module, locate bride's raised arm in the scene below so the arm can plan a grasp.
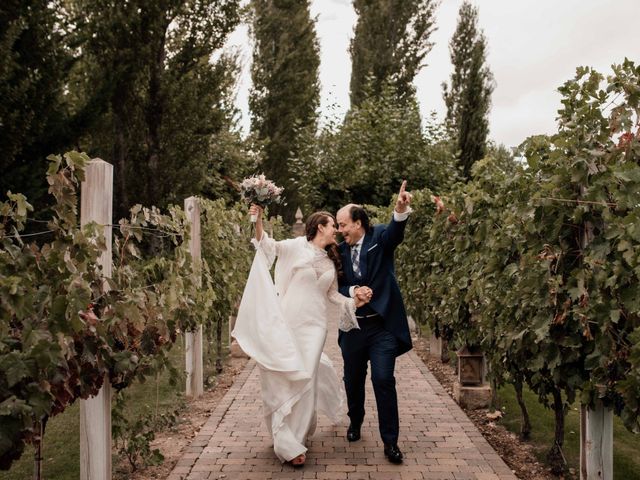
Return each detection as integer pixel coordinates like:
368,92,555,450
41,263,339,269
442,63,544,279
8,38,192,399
248,204,295,267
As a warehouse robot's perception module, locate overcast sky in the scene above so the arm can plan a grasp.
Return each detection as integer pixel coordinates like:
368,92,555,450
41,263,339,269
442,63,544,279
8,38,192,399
226,0,639,148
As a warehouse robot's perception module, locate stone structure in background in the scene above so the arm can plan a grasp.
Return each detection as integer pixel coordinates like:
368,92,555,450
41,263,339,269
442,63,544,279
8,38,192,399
429,333,449,363
407,316,417,334
292,207,305,237
453,345,491,409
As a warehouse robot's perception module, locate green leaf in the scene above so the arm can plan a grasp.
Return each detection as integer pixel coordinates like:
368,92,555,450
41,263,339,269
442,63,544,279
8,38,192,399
610,309,621,324
0,354,30,388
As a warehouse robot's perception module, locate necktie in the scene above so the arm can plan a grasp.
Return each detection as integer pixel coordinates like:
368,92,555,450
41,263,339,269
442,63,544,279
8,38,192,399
351,244,361,278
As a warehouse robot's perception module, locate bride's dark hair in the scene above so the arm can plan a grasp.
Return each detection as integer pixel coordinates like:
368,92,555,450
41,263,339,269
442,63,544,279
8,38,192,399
305,211,343,278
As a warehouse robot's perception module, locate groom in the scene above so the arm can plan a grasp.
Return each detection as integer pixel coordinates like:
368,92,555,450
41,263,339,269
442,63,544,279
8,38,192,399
336,181,412,464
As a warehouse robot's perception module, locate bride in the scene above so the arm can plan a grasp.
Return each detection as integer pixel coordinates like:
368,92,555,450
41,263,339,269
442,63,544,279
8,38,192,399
232,205,372,467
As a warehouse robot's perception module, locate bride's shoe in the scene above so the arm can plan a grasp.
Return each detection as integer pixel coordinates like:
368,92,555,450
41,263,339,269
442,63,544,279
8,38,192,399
290,453,306,468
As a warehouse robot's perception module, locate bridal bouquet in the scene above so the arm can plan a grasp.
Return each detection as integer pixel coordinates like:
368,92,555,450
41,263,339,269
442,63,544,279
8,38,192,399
240,174,284,222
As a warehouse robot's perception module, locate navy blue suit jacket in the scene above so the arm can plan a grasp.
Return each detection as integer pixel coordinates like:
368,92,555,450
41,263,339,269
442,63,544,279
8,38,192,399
338,215,412,355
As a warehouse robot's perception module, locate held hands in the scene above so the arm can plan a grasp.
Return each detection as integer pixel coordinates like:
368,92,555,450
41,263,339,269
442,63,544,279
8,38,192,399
354,286,373,308
395,180,412,214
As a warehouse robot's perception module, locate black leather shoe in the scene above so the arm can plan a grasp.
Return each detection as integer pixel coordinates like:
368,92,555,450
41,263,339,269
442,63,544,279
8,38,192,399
346,423,361,442
384,443,403,464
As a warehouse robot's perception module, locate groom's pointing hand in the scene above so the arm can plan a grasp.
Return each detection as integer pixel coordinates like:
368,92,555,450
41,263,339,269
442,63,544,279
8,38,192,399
395,180,412,213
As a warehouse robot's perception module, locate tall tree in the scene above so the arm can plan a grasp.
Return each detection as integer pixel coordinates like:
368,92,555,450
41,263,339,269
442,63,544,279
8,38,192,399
0,1,75,209
1,0,244,217
75,0,242,215
443,1,494,181
250,0,321,219
349,0,437,107
291,85,459,213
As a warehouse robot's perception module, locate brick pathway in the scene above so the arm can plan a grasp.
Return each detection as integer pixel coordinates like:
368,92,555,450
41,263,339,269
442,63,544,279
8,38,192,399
167,317,518,480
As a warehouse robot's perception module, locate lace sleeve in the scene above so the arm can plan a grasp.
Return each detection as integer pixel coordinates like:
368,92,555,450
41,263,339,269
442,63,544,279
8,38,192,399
327,274,359,332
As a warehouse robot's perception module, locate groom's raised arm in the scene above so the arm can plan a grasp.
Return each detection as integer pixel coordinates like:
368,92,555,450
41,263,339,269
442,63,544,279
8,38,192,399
380,215,408,250
380,180,412,250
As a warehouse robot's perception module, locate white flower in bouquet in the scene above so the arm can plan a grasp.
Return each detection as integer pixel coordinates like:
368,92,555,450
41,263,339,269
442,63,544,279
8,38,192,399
240,174,284,221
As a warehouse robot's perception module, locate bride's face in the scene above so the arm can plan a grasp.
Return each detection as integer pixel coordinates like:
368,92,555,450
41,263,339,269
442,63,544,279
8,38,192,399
318,218,338,246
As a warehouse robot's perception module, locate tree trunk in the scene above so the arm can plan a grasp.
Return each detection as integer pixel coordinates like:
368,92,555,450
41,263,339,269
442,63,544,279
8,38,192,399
216,315,223,374
489,375,499,412
514,377,531,440
441,338,450,363
145,21,168,207
547,387,567,475
112,99,129,218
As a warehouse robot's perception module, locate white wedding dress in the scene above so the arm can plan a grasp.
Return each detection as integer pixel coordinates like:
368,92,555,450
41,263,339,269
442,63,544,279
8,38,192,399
232,232,358,462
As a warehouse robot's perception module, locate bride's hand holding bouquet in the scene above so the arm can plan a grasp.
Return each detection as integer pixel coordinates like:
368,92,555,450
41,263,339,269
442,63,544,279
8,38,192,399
248,204,263,223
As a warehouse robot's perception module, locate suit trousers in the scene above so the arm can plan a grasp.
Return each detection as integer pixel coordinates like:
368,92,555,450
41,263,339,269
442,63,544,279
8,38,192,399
339,316,399,445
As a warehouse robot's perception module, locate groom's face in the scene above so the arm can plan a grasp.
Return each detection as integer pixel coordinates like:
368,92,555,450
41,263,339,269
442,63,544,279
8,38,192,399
337,210,364,246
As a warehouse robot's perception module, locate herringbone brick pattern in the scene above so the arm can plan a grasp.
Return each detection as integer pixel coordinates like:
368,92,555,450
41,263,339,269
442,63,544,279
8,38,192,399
167,317,518,480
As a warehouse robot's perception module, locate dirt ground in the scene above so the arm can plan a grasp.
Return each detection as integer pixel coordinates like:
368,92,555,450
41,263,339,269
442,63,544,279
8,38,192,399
124,337,559,480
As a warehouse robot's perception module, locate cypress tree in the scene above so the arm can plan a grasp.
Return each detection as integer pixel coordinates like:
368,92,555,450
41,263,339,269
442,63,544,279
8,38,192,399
443,1,494,181
1,0,243,217
77,0,242,215
0,1,74,208
349,0,437,107
250,0,320,219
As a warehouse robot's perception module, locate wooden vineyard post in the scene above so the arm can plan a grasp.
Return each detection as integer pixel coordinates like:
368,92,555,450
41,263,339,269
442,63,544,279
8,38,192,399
580,403,613,479
79,159,113,480
579,216,613,480
184,196,204,397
